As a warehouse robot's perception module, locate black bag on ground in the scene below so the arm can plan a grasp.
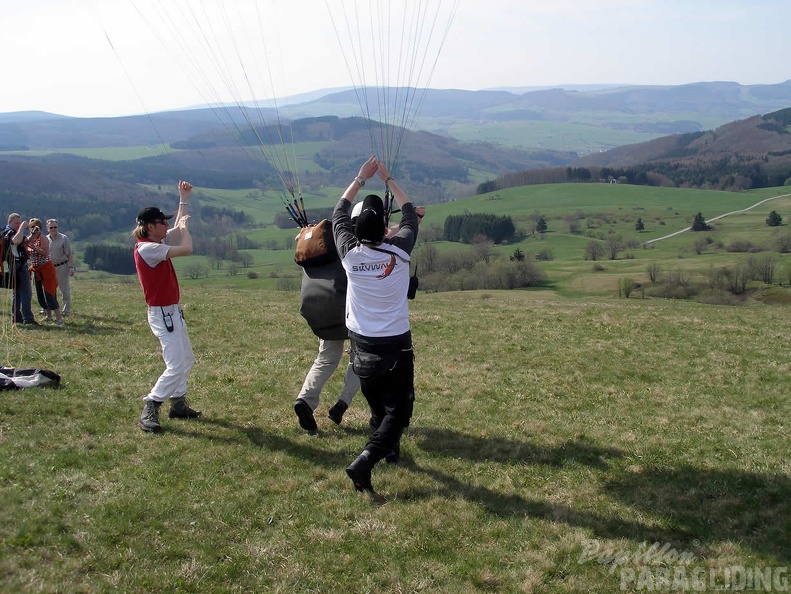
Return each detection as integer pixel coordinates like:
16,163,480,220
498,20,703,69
0,367,61,390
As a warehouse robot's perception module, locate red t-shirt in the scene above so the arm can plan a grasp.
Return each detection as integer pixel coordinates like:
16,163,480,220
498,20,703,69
134,239,180,306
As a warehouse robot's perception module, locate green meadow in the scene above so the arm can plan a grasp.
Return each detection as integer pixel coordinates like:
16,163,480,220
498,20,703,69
0,145,178,160
3,182,791,592
1,280,789,593
149,183,791,299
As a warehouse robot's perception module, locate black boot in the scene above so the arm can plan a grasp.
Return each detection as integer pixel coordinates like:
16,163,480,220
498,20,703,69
168,396,201,419
346,450,375,493
139,400,162,432
294,399,318,434
327,400,348,425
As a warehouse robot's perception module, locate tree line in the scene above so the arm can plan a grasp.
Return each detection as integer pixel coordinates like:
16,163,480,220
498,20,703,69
443,213,516,244
480,159,791,194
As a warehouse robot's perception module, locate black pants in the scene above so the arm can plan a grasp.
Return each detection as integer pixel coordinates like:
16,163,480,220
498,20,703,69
352,335,415,464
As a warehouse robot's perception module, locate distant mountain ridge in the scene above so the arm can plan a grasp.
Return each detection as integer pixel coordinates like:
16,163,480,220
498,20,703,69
2,80,790,153
569,107,791,190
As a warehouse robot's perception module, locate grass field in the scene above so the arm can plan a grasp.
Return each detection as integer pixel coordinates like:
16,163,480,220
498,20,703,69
1,280,789,593
117,183,791,301
0,145,179,160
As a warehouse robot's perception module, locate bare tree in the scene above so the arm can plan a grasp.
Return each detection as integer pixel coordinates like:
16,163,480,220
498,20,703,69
584,241,604,261
186,262,207,280
646,262,661,283
606,236,621,260
239,252,254,268
471,235,494,264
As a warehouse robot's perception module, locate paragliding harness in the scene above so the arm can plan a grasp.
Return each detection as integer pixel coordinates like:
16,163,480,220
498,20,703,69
294,219,338,268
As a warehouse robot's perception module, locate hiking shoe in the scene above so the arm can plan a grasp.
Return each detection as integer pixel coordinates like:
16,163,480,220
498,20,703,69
168,396,201,419
139,400,162,432
294,399,318,434
346,452,375,493
55,320,64,326
327,400,348,425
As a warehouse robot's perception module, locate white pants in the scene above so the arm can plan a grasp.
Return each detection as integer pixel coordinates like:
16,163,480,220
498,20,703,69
54,263,71,314
144,304,195,403
297,338,359,410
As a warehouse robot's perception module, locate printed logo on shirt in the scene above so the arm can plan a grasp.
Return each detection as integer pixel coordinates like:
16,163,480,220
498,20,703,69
351,254,397,279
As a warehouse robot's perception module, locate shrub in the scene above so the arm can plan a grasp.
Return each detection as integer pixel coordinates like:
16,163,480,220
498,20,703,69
766,210,783,227
691,212,711,231
725,239,758,253
646,262,661,283
619,277,642,298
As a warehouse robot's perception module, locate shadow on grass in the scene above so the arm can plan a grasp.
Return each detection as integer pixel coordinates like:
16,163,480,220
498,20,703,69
165,416,352,468
401,428,791,562
604,465,791,563
413,427,624,469
401,457,791,563
39,313,133,335
162,420,791,561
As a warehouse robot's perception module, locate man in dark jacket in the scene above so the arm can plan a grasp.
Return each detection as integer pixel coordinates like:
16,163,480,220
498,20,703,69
293,252,360,434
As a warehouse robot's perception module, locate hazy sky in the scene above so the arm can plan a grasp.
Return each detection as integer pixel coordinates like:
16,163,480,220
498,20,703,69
3,0,790,118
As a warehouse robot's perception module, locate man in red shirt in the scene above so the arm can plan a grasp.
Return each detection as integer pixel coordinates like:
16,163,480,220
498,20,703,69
133,180,201,432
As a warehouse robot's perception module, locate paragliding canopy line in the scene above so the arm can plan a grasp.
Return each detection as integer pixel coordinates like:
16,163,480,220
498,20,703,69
121,0,306,209
326,0,460,177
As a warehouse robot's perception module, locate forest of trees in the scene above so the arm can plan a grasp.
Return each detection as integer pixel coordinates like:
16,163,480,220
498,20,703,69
443,213,516,244
480,159,791,195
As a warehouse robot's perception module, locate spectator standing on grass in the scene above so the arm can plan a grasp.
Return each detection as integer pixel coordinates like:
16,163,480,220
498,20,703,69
133,180,201,432
2,213,37,326
27,218,63,326
46,219,74,316
332,155,419,494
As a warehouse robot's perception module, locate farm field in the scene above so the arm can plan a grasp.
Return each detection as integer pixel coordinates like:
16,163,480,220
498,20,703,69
97,183,791,299
1,282,789,593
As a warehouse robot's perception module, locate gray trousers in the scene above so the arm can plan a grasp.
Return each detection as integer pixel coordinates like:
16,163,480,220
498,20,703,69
54,263,71,314
297,338,359,410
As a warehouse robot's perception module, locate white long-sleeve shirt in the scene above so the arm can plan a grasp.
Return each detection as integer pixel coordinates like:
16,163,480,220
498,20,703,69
333,200,418,338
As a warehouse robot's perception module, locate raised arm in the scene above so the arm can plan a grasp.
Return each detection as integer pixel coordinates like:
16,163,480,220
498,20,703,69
376,160,411,210
167,180,192,243
166,215,193,258
342,155,378,204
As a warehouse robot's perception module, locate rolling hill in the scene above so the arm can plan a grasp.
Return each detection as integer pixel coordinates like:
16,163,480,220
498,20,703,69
572,107,791,190
3,80,791,153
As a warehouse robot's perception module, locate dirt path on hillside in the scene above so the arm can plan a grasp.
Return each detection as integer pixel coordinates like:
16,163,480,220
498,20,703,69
641,192,791,245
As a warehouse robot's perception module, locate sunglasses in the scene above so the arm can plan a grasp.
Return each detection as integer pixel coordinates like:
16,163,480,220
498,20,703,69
48,226,58,229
